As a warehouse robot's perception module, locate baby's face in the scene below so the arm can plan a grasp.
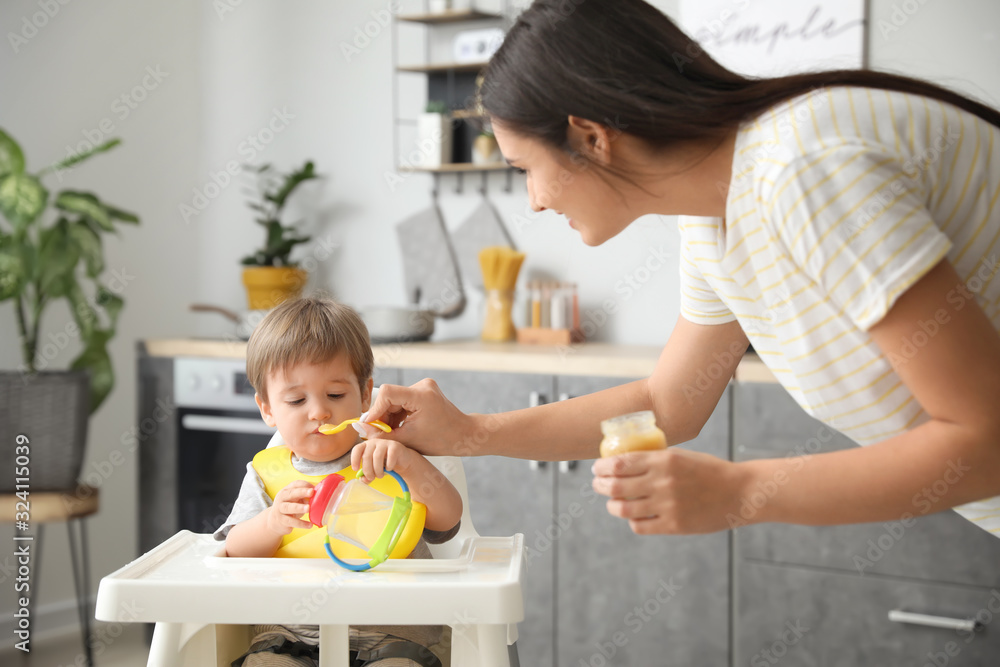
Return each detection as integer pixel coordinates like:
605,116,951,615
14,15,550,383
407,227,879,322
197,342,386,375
255,354,372,463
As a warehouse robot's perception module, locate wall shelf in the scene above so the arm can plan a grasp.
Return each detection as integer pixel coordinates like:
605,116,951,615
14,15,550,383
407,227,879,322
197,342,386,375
397,9,503,24
392,2,513,195
399,162,509,173
451,109,486,119
396,61,490,74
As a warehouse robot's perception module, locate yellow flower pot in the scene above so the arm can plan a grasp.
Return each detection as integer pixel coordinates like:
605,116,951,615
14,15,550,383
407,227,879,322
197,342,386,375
241,266,308,310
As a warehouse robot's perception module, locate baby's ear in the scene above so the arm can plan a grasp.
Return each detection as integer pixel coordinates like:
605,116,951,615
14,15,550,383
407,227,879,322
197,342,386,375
255,392,276,427
361,377,374,412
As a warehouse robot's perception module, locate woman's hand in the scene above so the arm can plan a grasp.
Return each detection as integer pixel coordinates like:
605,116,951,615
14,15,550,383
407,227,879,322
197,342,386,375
266,480,315,536
351,438,418,483
357,378,476,456
591,448,750,535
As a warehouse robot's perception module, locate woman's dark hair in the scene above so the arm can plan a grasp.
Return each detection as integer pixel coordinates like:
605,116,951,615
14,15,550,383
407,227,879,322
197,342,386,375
480,0,1000,160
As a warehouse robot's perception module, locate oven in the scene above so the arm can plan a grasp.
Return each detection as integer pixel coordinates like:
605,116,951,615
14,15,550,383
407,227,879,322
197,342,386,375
173,357,276,536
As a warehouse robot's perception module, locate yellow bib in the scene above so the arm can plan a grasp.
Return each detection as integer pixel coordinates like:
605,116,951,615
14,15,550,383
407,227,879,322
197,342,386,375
252,445,426,559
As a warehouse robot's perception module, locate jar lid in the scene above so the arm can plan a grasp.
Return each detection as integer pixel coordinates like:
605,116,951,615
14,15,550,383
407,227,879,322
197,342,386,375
309,473,345,528
600,410,656,435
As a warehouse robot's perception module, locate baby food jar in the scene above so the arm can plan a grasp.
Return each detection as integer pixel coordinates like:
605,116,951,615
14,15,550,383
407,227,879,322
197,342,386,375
599,410,668,458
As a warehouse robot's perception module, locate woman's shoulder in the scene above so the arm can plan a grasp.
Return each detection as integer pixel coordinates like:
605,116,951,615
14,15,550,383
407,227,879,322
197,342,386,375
732,85,929,196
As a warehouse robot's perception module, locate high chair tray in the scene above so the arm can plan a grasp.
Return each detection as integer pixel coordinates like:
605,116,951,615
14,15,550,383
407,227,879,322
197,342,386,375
96,530,525,626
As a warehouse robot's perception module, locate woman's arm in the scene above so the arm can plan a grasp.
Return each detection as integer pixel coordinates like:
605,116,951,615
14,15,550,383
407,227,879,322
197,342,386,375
364,317,748,460
740,259,1000,525
594,260,1000,533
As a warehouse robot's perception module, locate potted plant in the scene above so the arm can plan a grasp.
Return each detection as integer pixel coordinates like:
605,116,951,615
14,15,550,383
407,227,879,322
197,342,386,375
0,127,138,491
240,161,319,310
417,100,452,169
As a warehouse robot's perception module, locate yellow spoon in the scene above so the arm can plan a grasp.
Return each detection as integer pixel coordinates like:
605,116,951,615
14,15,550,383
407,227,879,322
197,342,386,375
318,418,392,435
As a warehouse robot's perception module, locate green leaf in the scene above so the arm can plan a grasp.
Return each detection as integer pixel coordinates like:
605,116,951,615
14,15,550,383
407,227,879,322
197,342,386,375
67,220,103,277
45,138,121,173
96,286,123,329
55,191,113,231
0,128,26,179
0,232,25,300
269,161,317,211
105,204,138,224
71,328,114,414
37,219,80,296
66,280,96,339
0,173,48,233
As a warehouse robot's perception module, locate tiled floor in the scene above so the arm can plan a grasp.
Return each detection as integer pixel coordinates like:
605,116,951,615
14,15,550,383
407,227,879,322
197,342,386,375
0,624,150,667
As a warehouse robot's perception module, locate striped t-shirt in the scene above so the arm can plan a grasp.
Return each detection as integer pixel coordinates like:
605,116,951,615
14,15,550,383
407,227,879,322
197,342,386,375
679,86,1000,535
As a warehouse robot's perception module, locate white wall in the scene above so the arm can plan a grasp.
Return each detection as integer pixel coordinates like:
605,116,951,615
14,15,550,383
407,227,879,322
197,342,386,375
1,0,998,644
0,0,204,645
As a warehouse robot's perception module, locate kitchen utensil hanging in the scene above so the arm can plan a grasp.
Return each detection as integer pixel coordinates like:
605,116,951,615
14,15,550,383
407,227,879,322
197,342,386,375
450,196,516,291
189,304,268,340
431,169,514,198
394,203,466,319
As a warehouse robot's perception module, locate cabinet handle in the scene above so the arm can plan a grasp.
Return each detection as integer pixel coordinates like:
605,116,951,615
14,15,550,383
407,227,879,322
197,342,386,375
529,391,547,470
556,393,577,473
888,610,980,633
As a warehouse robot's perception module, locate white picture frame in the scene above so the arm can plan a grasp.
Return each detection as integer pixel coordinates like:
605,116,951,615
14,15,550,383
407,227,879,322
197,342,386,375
678,0,867,77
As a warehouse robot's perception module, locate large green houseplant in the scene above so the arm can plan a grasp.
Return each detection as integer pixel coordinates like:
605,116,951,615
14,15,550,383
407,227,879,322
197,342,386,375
0,127,138,490
240,161,318,310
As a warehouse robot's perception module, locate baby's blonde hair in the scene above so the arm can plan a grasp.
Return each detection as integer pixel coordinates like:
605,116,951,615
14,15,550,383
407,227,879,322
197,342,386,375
246,297,374,402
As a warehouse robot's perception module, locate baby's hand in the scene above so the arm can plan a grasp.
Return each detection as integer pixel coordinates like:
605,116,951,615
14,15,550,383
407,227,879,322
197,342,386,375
352,439,417,483
266,480,314,536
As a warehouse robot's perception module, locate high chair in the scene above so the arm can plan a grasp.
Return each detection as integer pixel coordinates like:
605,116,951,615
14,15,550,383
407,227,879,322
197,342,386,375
96,430,524,667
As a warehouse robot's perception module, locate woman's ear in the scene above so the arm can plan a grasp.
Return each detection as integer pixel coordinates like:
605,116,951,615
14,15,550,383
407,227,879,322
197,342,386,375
567,115,613,165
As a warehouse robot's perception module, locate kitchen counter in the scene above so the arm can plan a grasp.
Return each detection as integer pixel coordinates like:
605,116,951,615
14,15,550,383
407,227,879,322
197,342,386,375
140,339,778,383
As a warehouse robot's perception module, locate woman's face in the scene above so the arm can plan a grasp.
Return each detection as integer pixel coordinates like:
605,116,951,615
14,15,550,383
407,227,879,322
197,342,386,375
493,123,638,246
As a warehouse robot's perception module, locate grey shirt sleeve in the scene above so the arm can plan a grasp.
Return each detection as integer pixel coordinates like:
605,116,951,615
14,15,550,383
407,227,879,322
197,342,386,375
422,521,461,545
213,462,273,541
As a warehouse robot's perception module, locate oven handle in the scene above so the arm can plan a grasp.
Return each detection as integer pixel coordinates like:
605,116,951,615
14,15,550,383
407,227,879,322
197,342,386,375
181,414,277,435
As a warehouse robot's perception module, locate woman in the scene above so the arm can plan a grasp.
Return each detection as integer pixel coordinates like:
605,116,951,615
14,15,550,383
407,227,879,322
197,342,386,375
359,0,1000,536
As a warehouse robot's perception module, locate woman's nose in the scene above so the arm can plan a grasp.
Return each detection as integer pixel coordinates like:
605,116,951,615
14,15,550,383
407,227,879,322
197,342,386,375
527,180,547,213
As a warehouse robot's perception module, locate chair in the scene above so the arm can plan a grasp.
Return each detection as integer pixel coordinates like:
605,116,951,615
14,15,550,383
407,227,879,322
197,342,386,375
1,485,99,667
95,430,524,667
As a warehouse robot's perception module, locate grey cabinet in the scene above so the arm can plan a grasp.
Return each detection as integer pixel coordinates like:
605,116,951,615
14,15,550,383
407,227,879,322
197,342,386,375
396,368,732,667
554,376,731,667
738,560,1000,666
732,383,1000,666
399,368,557,667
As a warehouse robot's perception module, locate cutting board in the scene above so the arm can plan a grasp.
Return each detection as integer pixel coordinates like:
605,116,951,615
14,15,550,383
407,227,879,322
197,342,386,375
450,198,516,291
394,204,466,319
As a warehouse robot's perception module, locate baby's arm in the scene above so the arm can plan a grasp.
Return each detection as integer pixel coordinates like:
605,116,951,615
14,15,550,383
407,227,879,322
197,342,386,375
225,480,314,557
352,440,463,533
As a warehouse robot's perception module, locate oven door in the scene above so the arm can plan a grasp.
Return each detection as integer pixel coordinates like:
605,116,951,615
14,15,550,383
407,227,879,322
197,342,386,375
177,407,276,534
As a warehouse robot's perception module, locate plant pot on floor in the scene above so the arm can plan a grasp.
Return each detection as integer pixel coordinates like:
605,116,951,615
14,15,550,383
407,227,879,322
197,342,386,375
0,371,90,492
241,266,308,310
